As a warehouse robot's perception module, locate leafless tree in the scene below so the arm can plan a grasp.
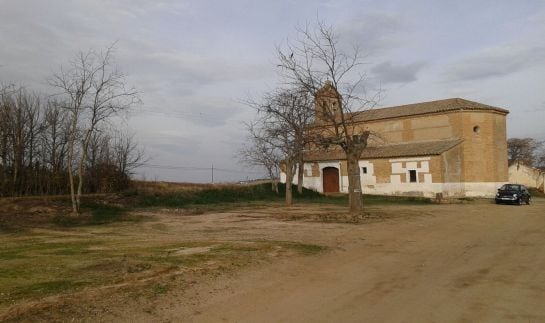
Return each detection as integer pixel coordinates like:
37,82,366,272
0,81,143,198
276,21,380,213
537,151,545,169
0,87,43,195
507,137,543,167
112,130,146,177
239,123,282,193
244,87,313,205
50,45,139,214
41,100,70,194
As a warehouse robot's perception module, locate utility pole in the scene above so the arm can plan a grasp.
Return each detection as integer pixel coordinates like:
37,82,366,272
211,163,214,184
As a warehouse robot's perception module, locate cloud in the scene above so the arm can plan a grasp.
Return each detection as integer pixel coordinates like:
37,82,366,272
338,12,411,54
444,45,545,82
371,61,427,84
131,52,271,88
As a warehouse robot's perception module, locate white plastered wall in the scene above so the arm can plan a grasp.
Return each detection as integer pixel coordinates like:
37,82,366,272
281,157,505,197
359,160,377,186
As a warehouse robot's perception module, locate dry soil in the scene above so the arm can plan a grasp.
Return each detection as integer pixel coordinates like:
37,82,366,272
3,199,545,322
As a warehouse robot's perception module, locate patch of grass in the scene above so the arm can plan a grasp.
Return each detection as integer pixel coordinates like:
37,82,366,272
88,203,125,223
529,187,545,198
152,283,168,295
277,241,327,255
52,202,139,227
0,233,329,312
0,240,97,260
2,280,88,303
136,183,281,208
362,194,432,205
133,183,351,209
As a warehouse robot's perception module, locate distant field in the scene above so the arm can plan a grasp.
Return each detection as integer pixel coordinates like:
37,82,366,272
131,180,239,192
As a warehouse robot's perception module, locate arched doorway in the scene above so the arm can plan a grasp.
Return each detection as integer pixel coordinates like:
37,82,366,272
323,167,340,193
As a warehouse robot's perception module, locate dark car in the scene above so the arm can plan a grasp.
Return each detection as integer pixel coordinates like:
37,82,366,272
495,184,531,205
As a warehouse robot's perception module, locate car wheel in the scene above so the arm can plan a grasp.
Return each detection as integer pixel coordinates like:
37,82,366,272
526,197,531,205
518,198,523,206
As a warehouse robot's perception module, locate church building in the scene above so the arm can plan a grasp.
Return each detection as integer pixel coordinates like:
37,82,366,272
281,83,510,198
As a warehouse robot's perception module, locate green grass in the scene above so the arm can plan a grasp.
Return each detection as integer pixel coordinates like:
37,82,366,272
529,187,545,198
7,280,88,301
52,202,139,227
361,194,432,205
130,183,431,209
135,183,281,207
152,283,169,295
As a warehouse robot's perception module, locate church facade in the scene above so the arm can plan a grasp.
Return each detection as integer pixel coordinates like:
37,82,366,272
281,84,510,198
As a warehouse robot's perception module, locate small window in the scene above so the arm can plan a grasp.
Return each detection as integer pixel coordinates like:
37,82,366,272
409,170,417,183
362,167,367,174
473,125,480,134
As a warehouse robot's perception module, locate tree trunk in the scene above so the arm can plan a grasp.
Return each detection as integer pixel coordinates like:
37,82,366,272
285,160,295,206
76,130,93,213
67,154,77,214
271,178,279,194
67,116,78,215
297,158,304,195
346,149,363,214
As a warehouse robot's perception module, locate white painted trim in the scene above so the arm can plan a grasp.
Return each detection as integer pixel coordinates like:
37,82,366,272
389,157,431,162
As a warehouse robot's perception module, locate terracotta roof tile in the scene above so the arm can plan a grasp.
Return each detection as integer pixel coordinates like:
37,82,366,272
304,139,464,161
349,98,509,122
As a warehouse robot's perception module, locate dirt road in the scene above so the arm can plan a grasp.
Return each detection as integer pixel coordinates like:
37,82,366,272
162,200,545,322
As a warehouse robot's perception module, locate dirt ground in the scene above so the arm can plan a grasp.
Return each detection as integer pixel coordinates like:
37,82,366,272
2,198,545,322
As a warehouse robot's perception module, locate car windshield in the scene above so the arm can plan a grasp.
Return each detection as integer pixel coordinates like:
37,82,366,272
500,184,520,191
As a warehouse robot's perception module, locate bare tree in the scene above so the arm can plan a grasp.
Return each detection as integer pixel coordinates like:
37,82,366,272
244,87,313,205
257,87,313,194
277,21,379,213
0,82,142,198
41,100,70,194
0,87,43,195
507,138,543,167
537,150,545,169
50,45,139,214
112,130,146,177
239,123,282,193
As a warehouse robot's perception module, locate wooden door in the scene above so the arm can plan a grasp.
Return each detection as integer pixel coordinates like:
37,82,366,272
323,167,340,193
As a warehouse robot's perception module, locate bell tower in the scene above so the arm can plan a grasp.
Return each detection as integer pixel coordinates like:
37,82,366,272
315,80,342,122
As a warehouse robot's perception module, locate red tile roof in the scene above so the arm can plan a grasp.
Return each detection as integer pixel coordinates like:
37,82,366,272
304,139,464,161
349,98,509,122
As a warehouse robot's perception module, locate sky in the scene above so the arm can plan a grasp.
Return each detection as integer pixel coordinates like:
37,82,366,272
1,0,545,183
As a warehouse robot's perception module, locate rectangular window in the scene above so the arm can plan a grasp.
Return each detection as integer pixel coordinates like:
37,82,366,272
409,170,417,183
362,167,367,174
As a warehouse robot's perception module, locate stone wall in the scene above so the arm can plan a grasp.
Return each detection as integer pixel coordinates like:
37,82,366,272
509,162,545,192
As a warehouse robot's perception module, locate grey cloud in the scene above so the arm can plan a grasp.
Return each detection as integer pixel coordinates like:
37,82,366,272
371,61,427,84
444,46,545,82
135,52,271,85
338,12,410,54
132,79,249,127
